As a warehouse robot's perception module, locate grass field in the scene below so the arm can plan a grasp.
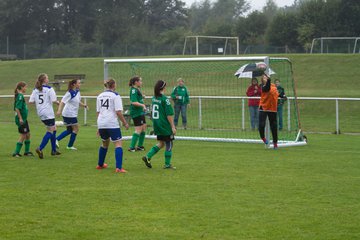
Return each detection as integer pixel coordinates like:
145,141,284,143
1,123,360,239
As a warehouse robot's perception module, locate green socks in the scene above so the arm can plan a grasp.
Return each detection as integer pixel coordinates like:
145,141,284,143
138,131,145,147
24,140,31,153
165,151,172,166
131,132,145,148
130,133,140,148
147,146,160,159
14,142,23,154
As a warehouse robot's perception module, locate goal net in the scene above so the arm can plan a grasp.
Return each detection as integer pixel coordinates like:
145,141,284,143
182,36,239,55
310,37,360,54
104,57,306,147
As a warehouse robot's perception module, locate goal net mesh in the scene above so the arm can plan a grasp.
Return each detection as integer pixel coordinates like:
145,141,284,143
104,57,303,144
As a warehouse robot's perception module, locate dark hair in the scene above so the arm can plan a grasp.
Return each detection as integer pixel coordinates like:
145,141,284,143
68,79,79,91
35,73,48,91
104,78,116,89
14,81,27,99
154,80,166,97
129,76,141,87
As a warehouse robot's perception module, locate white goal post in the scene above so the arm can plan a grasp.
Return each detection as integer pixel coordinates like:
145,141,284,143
310,37,360,54
104,56,307,148
182,35,239,55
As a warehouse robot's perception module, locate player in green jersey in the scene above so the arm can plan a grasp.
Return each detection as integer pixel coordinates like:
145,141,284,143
13,82,33,157
128,76,147,152
142,80,177,169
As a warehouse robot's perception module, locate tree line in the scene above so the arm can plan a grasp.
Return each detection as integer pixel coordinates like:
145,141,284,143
0,0,359,58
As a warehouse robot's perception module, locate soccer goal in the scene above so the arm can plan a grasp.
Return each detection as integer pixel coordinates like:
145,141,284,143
182,36,239,55
104,56,307,147
310,37,360,54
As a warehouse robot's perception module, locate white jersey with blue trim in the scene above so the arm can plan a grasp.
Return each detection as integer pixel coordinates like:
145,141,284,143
29,85,57,120
61,90,81,118
96,90,124,129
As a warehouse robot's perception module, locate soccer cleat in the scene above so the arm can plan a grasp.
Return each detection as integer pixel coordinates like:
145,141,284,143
142,156,152,168
163,164,176,170
115,168,127,173
262,138,269,144
128,147,136,152
24,152,34,156
136,146,145,151
273,142,278,150
12,153,22,157
56,140,60,148
51,151,61,156
66,146,77,150
36,148,43,159
96,163,108,169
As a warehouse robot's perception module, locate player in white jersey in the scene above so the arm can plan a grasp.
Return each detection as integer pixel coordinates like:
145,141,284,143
96,79,129,173
29,73,61,159
56,79,88,150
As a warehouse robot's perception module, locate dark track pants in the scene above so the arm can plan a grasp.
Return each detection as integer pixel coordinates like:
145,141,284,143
259,111,278,143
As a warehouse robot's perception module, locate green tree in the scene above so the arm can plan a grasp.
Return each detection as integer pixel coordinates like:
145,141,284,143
262,0,278,21
234,11,268,44
338,0,360,35
297,23,316,52
266,11,299,47
93,0,146,46
211,0,250,22
144,0,188,32
0,0,61,45
188,0,212,33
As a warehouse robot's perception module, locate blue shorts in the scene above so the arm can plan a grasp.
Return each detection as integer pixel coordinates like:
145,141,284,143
99,128,122,142
63,117,78,126
42,119,55,127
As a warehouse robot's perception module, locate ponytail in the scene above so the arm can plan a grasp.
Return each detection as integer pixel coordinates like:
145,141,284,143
35,73,48,91
14,82,27,100
104,78,116,90
68,79,79,91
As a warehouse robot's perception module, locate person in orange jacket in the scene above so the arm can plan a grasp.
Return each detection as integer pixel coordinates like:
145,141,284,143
258,73,279,149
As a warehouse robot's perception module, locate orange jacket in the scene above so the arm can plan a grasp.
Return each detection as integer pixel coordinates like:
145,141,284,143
259,82,279,112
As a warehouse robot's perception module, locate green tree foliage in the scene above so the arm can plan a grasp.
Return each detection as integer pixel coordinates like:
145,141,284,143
234,11,268,45
266,11,299,47
188,0,212,33
188,0,250,39
262,0,278,21
338,0,360,35
0,0,61,44
297,23,316,52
